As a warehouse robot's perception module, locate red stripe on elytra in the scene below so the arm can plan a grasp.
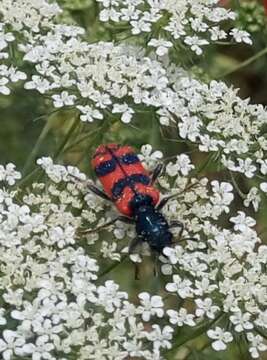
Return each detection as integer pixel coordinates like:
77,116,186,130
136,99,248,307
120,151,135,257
92,143,159,216
115,187,136,216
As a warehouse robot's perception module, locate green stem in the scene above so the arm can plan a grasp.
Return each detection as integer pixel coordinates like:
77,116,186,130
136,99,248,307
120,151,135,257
22,120,51,175
229,171,246,200
15,168,40,188
233,0,240,8
184,340,211,360
194,152,215,176
32,108,70,123
53,117,80,160
63,126,102,153
255,327,267,341
17,116,80,188
97,255,128,280
219,46,267,78
215,41,234,46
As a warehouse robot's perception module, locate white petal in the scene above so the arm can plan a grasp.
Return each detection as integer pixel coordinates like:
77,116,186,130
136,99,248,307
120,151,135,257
212,340,226,351
0,339,7,352
166,283,177,292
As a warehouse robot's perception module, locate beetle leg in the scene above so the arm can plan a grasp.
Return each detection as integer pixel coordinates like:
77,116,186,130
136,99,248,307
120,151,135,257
87,183,112,202
79,215,134,234
177,237,199,244
153,253,159,277
156,193,179,211
68,174,112,202
128,236,142,254
134,263,140,280
170,220,184,238
169,222,199,246
128,237,143,280
117,216,136,225
150,163,164,185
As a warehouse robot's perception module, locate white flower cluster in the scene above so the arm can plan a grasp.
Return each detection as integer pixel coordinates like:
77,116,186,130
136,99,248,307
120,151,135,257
0,0,62,95
159,160,267,358
0,23,27,95
16,26,267,202
0,150,266,358
97,0,252,55
0,0,61,32
0,162,176,360
167,77,267,203
0,23,14,60
0,0,264,203
0,163,21,185
0,0,265,201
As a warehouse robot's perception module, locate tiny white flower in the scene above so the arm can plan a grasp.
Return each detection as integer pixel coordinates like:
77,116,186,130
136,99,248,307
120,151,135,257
0,163,21,185
210,181,234,214
247,333,267,358
146,325,173,350
77,105,103,122
21,336,54,360
0,308,6,325
137,292,164,321
24,76,51,94
230,29,252,45
207,327,233,351
167,308,195,327
244,187,260,211
195,298,220,319
163,246,184,265
0,77,10,95
260,182,267,193
112,103,134,123
257,159,267,175
166,275,193,299
52,91,76,108
175,154,195,176
130,19,152,34
139,144,163,169
209,27,227,41
230,211,256,232
230,311,253,332
5,66,27,82
0,31,14,51
0,330,26,360
97,280,128,313
178,116,202,142
148,38,173,56
184,36,208,55
237,158,257,178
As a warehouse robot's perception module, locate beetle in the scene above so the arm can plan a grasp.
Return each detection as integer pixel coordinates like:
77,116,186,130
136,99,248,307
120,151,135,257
86,144,184,255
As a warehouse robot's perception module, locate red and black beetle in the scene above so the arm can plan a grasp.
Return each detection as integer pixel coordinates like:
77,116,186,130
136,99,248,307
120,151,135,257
87,144,183,254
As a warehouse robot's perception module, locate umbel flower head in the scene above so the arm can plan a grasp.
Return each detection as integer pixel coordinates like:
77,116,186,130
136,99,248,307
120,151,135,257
0,149,266,359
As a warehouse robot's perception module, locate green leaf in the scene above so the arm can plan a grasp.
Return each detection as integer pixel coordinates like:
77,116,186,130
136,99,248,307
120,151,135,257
59,0,93,10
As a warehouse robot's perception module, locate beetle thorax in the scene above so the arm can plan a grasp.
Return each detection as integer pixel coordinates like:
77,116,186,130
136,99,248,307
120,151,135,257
134,203,173,253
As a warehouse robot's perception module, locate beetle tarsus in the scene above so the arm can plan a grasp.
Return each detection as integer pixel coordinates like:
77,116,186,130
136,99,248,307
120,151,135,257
150,163,164,185
87,183,112,202
134,263,140,280
170,220,184,238
79,215,134,234
128,236,142,254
